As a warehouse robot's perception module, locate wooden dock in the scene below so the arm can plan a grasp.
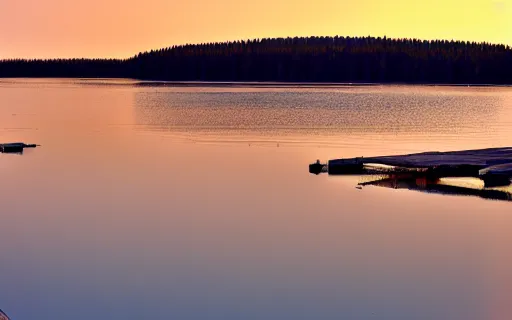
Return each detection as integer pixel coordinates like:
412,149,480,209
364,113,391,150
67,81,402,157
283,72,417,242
310,147,512,187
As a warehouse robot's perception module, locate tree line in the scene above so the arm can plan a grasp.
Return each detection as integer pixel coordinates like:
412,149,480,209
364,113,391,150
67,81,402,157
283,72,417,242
1,36,512,84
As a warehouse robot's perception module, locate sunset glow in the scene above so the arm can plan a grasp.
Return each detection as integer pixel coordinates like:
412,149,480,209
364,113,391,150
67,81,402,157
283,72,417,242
1,0,511,59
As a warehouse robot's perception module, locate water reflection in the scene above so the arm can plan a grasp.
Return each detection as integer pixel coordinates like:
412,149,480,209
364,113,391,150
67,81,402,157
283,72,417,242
133,86,501,137
130,86,512,154
3,80,512,320
359,174,512,202
0,150,23,155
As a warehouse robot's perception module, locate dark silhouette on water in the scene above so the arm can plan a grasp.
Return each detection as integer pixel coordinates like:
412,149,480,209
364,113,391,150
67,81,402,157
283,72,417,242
310,147,512,202
359,174,512,202
309,160,326,175
1,36,512,84
0,143,40,155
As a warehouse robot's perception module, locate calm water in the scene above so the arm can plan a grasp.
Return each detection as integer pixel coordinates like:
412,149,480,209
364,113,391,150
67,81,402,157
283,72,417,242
1,79,512,320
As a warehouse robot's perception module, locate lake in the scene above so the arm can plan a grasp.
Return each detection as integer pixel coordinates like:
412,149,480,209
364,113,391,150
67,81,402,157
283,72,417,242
1,79,512,320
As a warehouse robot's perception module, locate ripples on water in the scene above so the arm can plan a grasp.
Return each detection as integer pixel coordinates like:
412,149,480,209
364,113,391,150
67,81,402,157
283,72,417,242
133,86,512,151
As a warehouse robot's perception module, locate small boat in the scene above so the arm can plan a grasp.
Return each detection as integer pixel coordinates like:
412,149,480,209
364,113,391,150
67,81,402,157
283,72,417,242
0,142,39,154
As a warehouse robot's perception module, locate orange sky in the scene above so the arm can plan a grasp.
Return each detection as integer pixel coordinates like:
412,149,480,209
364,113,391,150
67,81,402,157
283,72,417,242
0,0,511,59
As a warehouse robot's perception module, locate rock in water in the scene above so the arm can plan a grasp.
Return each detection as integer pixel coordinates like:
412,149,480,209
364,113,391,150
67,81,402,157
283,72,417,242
0,309,11,320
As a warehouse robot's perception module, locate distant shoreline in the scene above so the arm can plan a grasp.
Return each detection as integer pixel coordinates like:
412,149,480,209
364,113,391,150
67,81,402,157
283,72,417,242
1,78,511,88
2,37,511,85
131,81,512,88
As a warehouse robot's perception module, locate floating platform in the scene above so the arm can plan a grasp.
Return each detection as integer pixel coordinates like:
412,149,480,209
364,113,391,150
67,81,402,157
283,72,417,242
310,147,512,187
0,142,39,154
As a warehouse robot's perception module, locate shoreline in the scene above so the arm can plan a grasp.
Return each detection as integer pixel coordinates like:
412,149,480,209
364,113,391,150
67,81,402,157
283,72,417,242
1,77,512,88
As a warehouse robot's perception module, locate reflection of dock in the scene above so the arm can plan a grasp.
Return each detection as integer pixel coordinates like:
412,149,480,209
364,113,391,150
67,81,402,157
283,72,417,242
359,174,512,202
310,147,512,188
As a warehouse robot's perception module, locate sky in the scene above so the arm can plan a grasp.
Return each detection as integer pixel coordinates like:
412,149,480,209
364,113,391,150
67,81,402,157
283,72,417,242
0,0,511,59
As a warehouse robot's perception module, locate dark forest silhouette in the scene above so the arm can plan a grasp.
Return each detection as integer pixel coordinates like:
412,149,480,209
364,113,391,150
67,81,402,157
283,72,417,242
1,36,512,84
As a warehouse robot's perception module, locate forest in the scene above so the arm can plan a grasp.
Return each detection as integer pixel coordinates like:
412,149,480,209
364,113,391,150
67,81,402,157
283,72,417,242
1,36,511,84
